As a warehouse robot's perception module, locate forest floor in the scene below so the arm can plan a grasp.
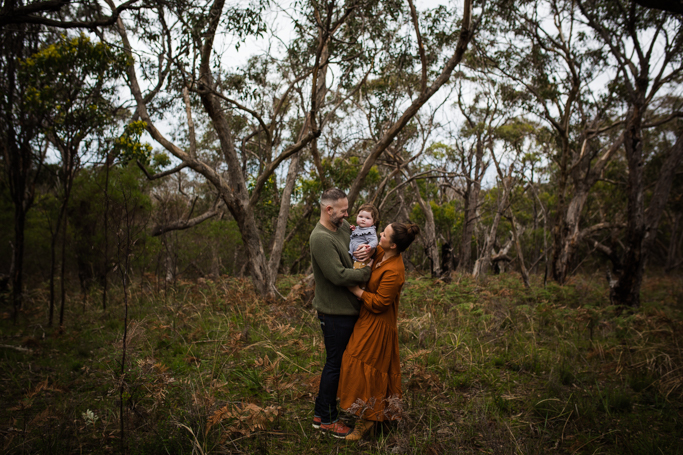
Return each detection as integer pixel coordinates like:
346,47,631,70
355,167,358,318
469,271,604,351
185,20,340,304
1,272,682,454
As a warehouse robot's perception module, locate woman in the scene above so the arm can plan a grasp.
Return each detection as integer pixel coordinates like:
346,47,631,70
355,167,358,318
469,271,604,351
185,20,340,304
338,221,420,441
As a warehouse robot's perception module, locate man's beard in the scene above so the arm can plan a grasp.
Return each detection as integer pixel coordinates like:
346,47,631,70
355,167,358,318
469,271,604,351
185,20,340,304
330,212,344,227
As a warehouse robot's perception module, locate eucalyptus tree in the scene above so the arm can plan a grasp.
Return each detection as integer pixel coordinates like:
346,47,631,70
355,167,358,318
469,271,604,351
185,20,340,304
1,0,140,318
480,0,631,285
450,82,501,273
472,120,532,281
0,19,44,318
20,34,129,325
578,0,683,307
345,0,476,208
109,0,476,297
382,112,445,278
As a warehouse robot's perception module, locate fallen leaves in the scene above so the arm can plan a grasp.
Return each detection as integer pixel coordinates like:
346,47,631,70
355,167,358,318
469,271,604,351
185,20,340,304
206,402,282,438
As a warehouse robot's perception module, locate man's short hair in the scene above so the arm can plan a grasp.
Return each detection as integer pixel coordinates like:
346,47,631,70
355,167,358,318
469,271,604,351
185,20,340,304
320,188,347,207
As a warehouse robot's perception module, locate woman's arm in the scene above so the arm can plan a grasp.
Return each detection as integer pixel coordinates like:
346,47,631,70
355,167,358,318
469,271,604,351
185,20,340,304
360,269,403,314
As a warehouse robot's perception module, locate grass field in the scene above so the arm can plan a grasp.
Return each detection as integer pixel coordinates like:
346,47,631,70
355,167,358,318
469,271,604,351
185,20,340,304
1,272,682,454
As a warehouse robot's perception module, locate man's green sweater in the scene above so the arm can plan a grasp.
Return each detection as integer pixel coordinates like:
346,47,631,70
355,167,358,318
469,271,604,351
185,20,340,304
310,220,372,315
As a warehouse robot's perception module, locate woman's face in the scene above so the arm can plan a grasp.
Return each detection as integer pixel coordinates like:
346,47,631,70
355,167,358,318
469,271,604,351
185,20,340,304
379,224,396,251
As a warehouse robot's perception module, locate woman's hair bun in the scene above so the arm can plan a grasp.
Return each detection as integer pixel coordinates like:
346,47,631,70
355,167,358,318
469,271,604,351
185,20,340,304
390,221,420,253
406,223,420,236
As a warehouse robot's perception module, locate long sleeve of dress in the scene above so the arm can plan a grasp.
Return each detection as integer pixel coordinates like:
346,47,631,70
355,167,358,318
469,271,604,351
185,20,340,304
360,268,403,314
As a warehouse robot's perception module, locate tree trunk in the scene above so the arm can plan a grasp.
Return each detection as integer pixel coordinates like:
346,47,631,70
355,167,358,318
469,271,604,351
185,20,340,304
551,132,623,284
11,201,26,320
551,189,589,284
613,130,683,305
473,177,512,281
164,239,175,284
454,105,489,274
59,215,68,326
3,24,42,321
210,245,220,278
509,215,529,289
267,154,300,292
410,180,440,277
102,154,110,310
665,212,682,272
457,170,482,273
576,0,683,306
611,104,646,307
48,207,65,327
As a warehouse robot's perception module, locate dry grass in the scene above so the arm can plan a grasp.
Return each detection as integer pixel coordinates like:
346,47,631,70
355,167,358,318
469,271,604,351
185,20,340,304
1,272,682,454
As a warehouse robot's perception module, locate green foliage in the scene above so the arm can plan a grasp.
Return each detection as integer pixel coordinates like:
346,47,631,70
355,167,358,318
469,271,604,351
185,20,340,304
114,121,155,166
20,34,130,141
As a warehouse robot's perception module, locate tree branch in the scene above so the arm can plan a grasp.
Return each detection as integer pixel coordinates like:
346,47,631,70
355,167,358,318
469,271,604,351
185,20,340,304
347,0,476,207
136,160,188,180
248,130,319,207
183,87,197,158
1,0,140,29
633,0,683,16
407,0,427,93
152,209,220,236
195,85,272,145
643,111,683,129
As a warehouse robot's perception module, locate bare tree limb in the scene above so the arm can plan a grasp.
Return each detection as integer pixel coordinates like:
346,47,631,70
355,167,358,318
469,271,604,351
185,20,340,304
183,87,197,158
643,111,683,129
1,0,140,29
136,160,188,181
248,130,319,207
347,0,477,208
407,0,427,93
152,209,220,236
577,222,625,242
195,85,272,145
378,170,454,212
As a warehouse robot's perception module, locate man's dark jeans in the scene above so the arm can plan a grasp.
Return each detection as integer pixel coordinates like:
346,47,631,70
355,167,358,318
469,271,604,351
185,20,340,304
314,312,358,424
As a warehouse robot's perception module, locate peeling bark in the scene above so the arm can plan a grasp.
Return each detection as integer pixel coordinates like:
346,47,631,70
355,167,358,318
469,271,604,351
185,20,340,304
411,180,441,277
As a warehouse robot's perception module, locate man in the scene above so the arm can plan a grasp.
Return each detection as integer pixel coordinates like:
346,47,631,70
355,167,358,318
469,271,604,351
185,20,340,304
309,188,374,438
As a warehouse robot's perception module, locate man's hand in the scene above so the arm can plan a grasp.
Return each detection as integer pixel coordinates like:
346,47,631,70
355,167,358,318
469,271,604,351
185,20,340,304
348,285,364,299
353,244,375,262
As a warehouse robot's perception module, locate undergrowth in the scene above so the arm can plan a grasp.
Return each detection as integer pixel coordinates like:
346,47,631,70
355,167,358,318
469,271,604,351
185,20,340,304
1,272,682,454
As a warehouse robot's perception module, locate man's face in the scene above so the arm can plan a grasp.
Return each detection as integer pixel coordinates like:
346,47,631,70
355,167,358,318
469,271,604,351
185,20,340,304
328,198,349,227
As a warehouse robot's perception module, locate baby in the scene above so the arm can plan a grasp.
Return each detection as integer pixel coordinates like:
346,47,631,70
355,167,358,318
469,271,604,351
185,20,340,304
348,203,379,269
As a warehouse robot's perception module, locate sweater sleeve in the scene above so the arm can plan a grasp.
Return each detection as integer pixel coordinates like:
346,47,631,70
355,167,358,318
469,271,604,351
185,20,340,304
360,268,402,314
311,233,371,286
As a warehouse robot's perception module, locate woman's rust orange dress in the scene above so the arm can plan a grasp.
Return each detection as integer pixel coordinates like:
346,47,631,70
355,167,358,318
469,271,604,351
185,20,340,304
337,245,404,421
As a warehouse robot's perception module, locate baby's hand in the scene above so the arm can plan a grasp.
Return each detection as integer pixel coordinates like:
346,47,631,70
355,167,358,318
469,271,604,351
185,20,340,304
350,224,356,231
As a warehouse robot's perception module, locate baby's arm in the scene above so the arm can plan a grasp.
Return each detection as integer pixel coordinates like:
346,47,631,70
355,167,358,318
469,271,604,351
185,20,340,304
367,233,378,249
